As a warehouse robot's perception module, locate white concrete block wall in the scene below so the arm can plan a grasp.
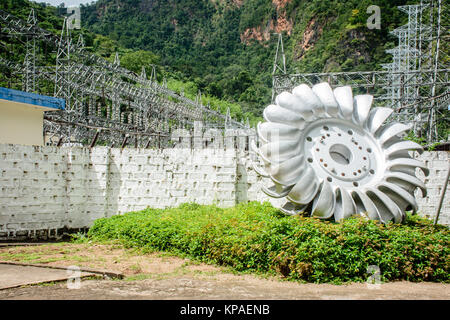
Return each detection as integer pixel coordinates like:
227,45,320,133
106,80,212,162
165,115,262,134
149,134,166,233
414,151,450,225
246,151,450,225
0,144,240,239
0,142,448,240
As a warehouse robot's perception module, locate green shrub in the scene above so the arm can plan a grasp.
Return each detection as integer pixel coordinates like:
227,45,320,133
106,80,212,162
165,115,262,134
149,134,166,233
88,202,449,284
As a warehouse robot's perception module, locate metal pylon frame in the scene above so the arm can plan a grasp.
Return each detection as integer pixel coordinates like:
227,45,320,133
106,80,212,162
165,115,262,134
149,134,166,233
272,1,449,144
272,33,287,102
0,8,249,148
23,9,36,93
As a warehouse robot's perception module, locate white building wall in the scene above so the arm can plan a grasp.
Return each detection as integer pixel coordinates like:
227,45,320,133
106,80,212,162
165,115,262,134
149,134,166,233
0,100,45,146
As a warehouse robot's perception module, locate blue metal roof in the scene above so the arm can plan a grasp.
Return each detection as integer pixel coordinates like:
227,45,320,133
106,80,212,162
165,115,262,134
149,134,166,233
0,87,65,110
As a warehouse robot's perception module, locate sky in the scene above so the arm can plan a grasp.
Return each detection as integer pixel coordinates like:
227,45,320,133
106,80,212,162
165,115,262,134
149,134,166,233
32,0,96,6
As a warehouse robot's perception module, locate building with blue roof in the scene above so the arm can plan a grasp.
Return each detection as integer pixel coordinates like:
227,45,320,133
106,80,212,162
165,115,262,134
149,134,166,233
0,87,65,146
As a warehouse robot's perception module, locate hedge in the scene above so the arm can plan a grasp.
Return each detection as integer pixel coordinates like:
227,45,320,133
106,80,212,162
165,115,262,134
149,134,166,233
86,202,449,283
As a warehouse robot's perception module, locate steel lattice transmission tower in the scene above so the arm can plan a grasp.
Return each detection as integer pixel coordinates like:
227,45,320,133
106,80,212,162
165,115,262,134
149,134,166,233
271,0,449,144
23,9,37,93
0,8,248,147
383,0,446,142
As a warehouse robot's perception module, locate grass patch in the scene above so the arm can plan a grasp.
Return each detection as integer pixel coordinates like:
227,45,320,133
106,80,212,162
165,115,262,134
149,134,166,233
33,257,64,264
0,252,42,262
86,202,449,284
124,274,156,281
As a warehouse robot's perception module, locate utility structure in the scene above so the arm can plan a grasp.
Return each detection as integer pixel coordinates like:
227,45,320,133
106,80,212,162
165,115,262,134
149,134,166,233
272,0,449,144
0,9,247,147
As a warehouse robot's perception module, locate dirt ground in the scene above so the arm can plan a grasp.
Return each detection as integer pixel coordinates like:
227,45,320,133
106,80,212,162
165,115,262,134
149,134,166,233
0,242,449,300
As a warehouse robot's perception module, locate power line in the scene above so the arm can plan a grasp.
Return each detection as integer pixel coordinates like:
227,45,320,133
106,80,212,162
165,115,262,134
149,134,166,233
0,9,248,147
272,0,449,143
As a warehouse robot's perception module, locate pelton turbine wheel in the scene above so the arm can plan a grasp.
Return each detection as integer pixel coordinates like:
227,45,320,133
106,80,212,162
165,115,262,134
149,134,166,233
253,83,428,223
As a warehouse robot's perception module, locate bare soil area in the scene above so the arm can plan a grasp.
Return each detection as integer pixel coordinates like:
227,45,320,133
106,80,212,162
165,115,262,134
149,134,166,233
0,243,449,300
0,242,201,276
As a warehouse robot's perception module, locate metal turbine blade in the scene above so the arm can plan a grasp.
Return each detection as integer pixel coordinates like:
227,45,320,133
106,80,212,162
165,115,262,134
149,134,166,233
253,82,428,224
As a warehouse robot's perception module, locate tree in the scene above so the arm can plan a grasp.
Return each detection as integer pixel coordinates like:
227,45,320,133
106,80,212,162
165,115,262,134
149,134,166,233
120,50,160,74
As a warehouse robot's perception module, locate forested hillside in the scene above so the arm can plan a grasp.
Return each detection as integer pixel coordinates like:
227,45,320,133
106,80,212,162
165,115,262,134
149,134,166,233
81,0,411,117
1,0,412,121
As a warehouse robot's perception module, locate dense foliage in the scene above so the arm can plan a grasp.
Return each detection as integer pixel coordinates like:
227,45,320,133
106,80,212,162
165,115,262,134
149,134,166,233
87,202,449,284
1,0,416,123
81,0,410,118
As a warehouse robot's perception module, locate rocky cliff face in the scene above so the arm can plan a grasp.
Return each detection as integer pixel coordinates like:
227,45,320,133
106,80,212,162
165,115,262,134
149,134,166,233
240,0,293,44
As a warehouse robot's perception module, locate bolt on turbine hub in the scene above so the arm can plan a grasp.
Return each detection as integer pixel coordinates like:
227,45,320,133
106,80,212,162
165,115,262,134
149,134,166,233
253,83,428,223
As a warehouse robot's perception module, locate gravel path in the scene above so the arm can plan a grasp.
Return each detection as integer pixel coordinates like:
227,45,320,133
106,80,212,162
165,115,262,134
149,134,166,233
1,274,449,300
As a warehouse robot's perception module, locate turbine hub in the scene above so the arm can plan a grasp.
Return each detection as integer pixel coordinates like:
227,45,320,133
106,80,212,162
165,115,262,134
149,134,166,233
303,119,380,189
